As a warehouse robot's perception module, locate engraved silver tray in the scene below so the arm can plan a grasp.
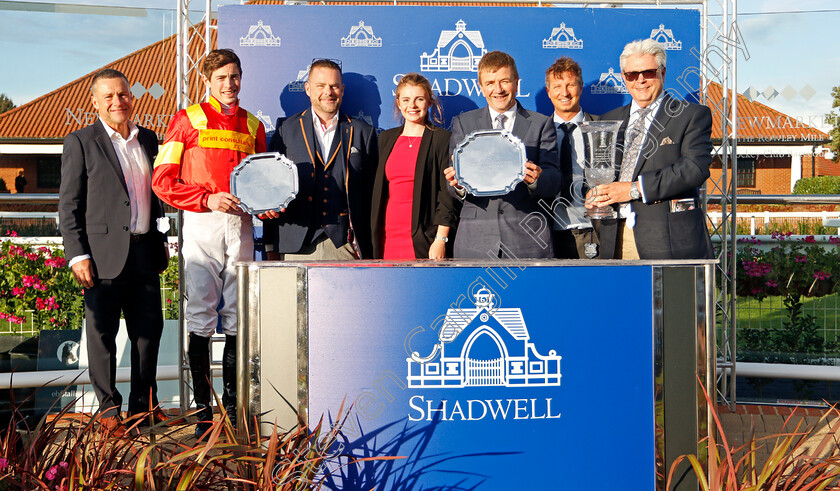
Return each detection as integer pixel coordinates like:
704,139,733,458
453,129,527,197
230,152,298,214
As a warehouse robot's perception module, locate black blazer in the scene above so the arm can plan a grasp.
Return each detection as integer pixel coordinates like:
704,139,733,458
268,109,378,258
371,125,461,259
59,122,168,279
599,94,714,259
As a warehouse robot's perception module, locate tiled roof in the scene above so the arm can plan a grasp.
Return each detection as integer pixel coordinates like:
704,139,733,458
0,23,214,142
706,82,829,143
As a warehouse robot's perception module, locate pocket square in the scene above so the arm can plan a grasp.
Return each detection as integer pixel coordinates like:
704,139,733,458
660,136,674,145
350,146,359,154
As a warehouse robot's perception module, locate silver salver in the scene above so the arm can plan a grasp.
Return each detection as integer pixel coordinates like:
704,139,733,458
453,129,527,197
230,152,299,214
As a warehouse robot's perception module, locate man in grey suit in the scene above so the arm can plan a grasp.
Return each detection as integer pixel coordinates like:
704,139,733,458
444,51,561,259
544,57,599,259
585,39,713,259
60,69,169,435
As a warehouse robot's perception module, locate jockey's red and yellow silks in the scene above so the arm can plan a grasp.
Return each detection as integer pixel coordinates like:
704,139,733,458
152,96,266,212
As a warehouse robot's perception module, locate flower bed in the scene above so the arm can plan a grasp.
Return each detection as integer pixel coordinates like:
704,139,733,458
0,231,83,332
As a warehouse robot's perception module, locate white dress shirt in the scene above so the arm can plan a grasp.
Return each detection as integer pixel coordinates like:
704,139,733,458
69,119,152,268
552,111,591,231
488,106,517,132
312,108,339,157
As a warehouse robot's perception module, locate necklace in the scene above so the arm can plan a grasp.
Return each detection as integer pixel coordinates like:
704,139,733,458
405,136,420,148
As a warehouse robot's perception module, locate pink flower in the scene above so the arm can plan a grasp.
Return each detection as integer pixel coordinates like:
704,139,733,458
35,297,57,311
46,464,58,480
742,260,772,277
0,457,7,471
766,280,778,287
795,255,808,263
830,236,840,245
11,287,25,297
45,257,67,268
4,230,18,237
802,235,817,243
814,271,831,281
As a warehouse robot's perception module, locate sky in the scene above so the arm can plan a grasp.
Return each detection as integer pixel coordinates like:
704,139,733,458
0,0,838,133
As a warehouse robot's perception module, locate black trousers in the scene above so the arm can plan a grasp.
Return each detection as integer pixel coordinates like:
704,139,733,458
83,234,163,417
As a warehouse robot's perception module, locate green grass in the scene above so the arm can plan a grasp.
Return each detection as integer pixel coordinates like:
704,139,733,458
737,294,840,331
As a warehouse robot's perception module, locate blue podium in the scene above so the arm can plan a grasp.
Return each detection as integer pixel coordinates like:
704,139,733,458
237,260,715,490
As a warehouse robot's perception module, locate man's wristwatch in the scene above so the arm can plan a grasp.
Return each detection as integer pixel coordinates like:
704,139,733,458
435,236,449,243
629,182,641,201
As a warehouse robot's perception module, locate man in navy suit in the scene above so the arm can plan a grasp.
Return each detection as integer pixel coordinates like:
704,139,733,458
544,57,599,259
586,39,713,260
265,59,377,259
444,51,561,259
59,69,169,435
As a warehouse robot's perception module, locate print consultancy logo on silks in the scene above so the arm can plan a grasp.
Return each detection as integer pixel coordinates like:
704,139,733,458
407,287,562,389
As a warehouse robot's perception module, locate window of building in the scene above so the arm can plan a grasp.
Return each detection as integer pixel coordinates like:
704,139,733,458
37,156,61,189
737,157,756,188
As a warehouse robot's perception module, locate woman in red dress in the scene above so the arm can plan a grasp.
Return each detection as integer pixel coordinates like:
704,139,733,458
371,73,460,259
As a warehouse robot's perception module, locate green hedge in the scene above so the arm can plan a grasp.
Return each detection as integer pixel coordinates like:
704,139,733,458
792,176,840,195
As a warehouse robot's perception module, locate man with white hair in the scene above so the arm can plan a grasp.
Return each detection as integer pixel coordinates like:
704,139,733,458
586,39,713,259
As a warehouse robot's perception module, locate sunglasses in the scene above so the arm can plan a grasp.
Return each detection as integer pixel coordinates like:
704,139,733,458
623,67,661,82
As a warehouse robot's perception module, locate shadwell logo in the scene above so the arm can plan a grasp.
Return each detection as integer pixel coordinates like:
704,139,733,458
341,21,382,47
543,23,583,49
407,287,562,388
288,65,310,92
420,20,486,73
591,67,628,95
240,20,281,47
649,24,682,50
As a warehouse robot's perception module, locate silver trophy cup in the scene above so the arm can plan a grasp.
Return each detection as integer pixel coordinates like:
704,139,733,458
579,121,622,219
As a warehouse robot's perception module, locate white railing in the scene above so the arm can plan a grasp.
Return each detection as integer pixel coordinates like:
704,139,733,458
707,211,840,235
0,211,180,236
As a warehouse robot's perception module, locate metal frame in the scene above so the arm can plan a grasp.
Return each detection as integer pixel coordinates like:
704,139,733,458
175,0,739,411
700,0,740,409
175,0,214,415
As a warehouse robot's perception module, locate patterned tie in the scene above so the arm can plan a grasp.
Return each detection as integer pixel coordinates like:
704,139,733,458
559,123,576,200
494,113,507,130
618,107,651,182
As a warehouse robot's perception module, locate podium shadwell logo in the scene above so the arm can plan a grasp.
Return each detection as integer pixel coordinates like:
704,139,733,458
405,287,562,422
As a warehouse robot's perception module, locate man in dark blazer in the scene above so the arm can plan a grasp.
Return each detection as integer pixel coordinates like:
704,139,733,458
444,51,561,259
586,39,713,260
544,57,599,259
59,69,169,434
264,59,377,259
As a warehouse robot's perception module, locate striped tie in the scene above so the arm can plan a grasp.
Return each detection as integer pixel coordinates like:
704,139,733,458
494,114,507,130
